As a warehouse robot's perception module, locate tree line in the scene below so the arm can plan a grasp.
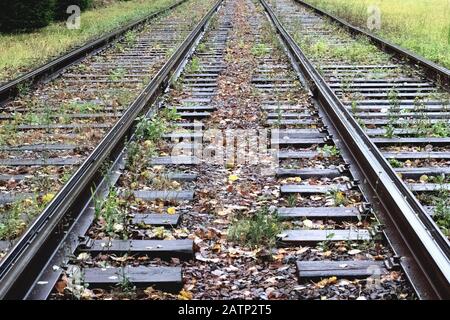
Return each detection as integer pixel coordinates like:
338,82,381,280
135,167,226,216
0,0,93,32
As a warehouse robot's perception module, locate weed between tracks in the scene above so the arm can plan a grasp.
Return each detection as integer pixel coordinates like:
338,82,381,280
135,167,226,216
125,107,180,173
48,0,416,300
434,189,450,237
185,56,201,74
293,30,385,65
0,192,54,240
251,43,271,57
228,207,282,249
301,0,450,69
316,145,340,157
414,176,450,238
93,188,129,238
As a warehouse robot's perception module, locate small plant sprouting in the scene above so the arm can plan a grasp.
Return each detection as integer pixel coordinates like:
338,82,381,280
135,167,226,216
228,207,282,249
356,117,366,129
433,188,450,237
124,30,137,45
0,197,43,240
317,145,340,157
351,101,358,114
388,158,404,168
430,121,449,138
286,194,297,207
17,81,32,96
135,116,167,141
385,123,396,139
327,188,348,206
274,104,283,128
93,188,127,237
185,57,201,74
108,68,126,81
196,43,207,53
161,106,181,122
385,89,400,138
251,43,271,57
116,267,136,297
317,232,335,251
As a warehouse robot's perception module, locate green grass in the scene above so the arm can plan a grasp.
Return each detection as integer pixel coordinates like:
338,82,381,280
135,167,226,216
303,0,450,69
94,187,128,237
0,0,177,82
251,43,271,57
0,196,49,240
432,189,450,237
316,145,340,157
228,207,282,249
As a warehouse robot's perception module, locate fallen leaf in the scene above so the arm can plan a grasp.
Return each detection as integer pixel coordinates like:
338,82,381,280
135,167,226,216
167,207,176,215
42,193,55,204
55,277,68,294
303,219,313,228
110,255,128,262
316,276,337,288
212,243,221,253
76,252,90,261
178,289,193,300
322,250,332,257
113,223,124,233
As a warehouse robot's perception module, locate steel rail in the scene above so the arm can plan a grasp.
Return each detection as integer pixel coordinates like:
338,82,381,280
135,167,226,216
293,0,450,90
260,0,450,300
0,0,189,104
0,0,223,300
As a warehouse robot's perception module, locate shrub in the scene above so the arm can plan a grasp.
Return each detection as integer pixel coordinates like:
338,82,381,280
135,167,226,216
0,0,56,33
55,0,93,20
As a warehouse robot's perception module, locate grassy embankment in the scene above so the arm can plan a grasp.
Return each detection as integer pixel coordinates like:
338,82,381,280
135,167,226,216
0,0,177,82
303,0,450,69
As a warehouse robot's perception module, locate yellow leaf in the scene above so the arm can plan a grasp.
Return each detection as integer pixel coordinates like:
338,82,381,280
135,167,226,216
153,226,167,239
42,193,55,204
130,182,138,189
178,289,193,300
167,207,176,215
228,174,239,182
171,181,181,188
143,140,153,149
212,243,221,253
140,170,151,179
23,198,34,206
316,276,337,288
335,192,345,203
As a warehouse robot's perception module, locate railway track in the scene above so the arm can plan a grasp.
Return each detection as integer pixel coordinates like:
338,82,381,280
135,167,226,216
0,0,448,300
266,0,450,243
262,0,450,297
0,0,215,250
